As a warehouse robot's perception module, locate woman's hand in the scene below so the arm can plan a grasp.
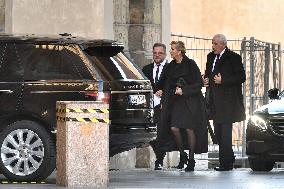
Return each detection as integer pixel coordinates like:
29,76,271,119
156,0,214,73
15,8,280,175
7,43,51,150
175,87,183,95
155,90,163,97
202,74,209,87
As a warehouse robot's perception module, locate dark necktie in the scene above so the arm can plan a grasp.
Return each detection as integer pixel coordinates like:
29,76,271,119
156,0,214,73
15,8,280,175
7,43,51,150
212,54,220,72
215,54,221,70
154,64,160,83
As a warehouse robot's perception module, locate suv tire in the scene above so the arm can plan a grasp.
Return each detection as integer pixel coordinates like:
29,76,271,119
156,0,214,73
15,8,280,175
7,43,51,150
248,157,274,172
0,120,55,181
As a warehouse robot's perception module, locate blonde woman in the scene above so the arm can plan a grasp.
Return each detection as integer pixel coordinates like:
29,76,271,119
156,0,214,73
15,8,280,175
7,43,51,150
157,41,207,171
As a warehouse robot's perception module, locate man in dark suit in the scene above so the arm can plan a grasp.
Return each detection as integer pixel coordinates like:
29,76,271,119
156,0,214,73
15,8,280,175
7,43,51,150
203,34,246,171
142,43,168,170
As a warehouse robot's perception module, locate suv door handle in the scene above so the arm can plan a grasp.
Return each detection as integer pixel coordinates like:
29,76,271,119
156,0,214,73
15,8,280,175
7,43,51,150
0,90,13,94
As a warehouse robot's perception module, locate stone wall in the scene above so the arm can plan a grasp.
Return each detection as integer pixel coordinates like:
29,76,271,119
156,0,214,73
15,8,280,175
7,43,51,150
171,0,284,90
0,0,4,32
113,0,170,68
4,0,171,67
171,0,284,44
5,0,113,39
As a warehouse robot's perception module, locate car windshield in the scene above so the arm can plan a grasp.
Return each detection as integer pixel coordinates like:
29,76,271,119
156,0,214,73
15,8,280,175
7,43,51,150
84,47,145,80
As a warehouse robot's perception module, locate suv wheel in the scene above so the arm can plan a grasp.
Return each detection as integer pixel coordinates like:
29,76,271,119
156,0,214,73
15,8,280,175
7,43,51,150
248,157,275,172
0,120,55,181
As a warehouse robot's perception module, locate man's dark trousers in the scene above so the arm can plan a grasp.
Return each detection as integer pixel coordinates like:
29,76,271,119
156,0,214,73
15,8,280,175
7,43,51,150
152,104,166,162
214,122,235,167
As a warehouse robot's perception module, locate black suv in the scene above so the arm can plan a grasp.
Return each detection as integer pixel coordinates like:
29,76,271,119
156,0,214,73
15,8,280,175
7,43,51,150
0,34,154,181
246,88,284,171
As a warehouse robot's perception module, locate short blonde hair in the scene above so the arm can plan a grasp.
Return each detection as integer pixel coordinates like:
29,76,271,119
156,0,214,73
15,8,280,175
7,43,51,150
170,41,186,55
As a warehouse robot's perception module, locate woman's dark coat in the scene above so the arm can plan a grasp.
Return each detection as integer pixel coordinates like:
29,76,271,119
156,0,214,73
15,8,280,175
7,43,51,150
204,48,246,124
157,55,208,153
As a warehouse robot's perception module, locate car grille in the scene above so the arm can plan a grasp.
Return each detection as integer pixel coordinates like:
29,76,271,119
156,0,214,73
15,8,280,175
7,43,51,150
270,116,284,135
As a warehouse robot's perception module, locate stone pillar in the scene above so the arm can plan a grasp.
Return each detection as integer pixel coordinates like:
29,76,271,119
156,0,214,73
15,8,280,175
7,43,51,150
113,0,171,68
56,101,109,188
5,0,114,39
161,0,171,54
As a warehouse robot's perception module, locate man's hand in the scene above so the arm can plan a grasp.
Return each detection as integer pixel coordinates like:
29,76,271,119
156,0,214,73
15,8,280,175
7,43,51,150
202,74,209,87
214,73,222,84
175,87,183,95
155,90,163,97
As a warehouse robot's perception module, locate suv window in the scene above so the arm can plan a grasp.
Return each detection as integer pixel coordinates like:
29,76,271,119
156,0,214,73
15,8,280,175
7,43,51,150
85,47,144,80
0,43,24,82
0,43,94,81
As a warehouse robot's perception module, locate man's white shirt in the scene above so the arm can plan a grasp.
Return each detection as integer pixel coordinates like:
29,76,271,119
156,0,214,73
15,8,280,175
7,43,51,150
211,48,225,72
153,59,167,107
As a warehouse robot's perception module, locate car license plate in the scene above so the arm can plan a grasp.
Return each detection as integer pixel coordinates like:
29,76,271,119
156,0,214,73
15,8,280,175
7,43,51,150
128,95,146,105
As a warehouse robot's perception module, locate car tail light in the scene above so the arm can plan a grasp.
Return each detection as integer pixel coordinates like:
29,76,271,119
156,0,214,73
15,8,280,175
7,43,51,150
83,91,110,103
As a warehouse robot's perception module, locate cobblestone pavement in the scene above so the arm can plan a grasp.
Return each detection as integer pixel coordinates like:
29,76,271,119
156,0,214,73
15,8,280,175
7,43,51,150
1,168,284,188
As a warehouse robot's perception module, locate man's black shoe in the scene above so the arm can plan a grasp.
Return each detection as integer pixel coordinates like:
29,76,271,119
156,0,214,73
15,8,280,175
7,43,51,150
154,160,163,170
150,140,166,170
214,165,233,171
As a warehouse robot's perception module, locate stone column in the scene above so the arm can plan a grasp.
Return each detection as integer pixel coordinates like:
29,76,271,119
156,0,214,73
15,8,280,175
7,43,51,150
161,0,171,53
113,0,171,68
56,101,109,188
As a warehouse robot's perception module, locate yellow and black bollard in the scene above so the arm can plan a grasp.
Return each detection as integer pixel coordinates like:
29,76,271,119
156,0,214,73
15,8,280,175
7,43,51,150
56,101,109,188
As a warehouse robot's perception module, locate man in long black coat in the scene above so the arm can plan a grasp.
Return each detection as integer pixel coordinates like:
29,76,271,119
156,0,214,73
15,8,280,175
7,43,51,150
142,43,168,170
203,34,246,171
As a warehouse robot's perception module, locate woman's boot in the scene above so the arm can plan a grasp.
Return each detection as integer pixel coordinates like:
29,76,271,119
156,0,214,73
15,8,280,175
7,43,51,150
176,151,188,169
185,159,195,172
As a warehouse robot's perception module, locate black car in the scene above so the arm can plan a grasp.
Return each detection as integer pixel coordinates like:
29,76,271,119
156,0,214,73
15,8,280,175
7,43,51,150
246,88,284,171
0,34,155,181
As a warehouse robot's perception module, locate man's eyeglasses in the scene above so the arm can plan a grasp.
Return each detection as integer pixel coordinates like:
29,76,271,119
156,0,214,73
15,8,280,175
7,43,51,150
153,52,164,55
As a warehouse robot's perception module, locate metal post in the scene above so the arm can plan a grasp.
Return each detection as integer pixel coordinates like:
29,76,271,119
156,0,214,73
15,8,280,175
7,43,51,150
249,37,255,115
241,38,247,167
278,43,282,90
272,44,277,88
264,45,270,104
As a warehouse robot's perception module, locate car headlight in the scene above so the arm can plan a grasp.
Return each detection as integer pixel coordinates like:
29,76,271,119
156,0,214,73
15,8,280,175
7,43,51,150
250,115,267,130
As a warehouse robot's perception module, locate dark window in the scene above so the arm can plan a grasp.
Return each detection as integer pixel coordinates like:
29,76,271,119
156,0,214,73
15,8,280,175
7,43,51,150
0,43,93,81
0,43,24,82
84,47,144,80
23,44,93,80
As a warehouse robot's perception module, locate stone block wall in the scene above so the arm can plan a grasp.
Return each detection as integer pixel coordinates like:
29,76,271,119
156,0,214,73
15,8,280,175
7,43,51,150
113,0,170,68
5,0,113,39
0,0,4,32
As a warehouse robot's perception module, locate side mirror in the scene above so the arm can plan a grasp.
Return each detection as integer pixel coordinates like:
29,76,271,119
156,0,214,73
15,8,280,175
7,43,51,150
268,88,279,100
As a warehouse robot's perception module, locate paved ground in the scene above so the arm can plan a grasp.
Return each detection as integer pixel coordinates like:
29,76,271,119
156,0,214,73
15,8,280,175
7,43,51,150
1,168,284,188
110,168,284,189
